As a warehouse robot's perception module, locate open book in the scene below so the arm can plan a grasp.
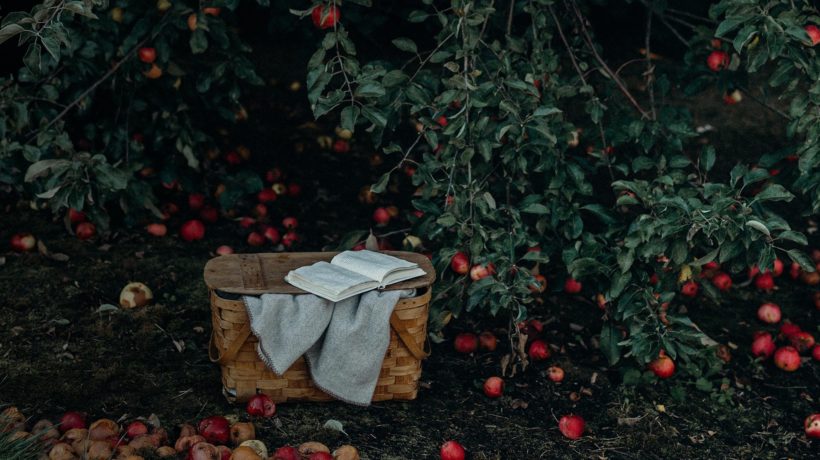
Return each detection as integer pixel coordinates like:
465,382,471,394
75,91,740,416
284,250,426,302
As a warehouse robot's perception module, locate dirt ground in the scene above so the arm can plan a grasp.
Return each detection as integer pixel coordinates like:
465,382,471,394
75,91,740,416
1,209,818,459
2,4,819,458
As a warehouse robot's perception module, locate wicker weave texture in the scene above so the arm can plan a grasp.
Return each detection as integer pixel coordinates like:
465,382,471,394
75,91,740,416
209,288,430,403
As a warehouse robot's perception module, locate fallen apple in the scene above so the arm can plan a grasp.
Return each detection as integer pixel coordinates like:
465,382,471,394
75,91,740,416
773,346,801,371
528,339,550,361
483,376,504,398
454,332,478,354
439,440,465,460
119,282,153,309
246,393,276,418
558,414,585,440
9,233,36,252
756,302,781,324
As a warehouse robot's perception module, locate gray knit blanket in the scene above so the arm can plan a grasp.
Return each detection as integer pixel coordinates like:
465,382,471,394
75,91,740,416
243,290,411,405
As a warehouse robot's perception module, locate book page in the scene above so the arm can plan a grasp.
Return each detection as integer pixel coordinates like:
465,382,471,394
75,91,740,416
331,250,417,283
286,261,377,298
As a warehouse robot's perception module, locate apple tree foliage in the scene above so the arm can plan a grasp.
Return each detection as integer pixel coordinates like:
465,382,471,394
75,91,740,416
301,0,817,373
0,0,818,375
0,0,268,229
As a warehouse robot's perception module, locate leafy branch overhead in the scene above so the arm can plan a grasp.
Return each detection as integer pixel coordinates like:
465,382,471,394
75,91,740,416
299,0,817,370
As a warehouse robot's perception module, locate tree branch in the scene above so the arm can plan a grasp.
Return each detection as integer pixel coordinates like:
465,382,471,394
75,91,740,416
645,4,656,120
566,0,651,119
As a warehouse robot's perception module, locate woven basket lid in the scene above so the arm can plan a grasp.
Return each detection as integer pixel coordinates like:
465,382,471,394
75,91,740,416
204,251,436,295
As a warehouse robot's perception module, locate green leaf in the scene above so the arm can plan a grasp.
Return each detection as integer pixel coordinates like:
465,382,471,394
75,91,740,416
752,184,793,203
25,159,70,182
0,24,24,45
382,70,408,87
745,220,770,237
715,17,745,38
702,146,715,172
190,30,208,54
340,106,359,132
370,172,391,193
778,231,807,246
355,82,386,98
600,322,621,365
520,203,549,214
787,249,815,272
391,37,417,54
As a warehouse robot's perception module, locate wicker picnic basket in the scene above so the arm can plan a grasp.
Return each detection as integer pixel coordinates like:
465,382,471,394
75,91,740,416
203,251,435,403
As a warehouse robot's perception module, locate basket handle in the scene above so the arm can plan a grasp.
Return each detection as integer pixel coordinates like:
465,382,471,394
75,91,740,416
209,319,253,365
390,314,430,360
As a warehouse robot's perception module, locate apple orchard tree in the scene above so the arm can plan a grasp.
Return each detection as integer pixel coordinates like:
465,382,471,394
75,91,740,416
0,0,818,376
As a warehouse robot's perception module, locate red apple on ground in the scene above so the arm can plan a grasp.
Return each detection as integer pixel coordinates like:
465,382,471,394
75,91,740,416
272,446,299,460
282,231,299,248
263,227,281,244
188,193,205,210
751,333,776,359
197,416,230,445
58,412,86,433
773,346,801,371
216,245,234,256
287,183,302,197
558,414,585,440
757,302,781,324
75,222,96,240
482,376,504,398
805,414,820,439
246,394,276,418
247,232,265,246
180,220,205,242
723,90,742,105
478,331,497,351
812,344,820,361
257,189,277,203
547,366,565,383
125,421,148,440
780,322,801,338
9,233,36,252
528,339,550,361
199,206,219,224
789,331,815,352
146,223,167,237
282,217,298,229
439,440,465,460
454,333,478,354
373,207,390,225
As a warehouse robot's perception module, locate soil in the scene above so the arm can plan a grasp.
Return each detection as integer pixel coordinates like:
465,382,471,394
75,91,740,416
1,218,818,459
1,3,819,459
